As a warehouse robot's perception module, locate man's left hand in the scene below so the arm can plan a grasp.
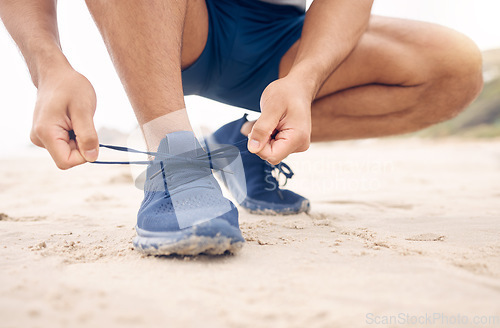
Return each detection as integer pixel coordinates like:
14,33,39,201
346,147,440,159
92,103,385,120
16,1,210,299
247,76,313,165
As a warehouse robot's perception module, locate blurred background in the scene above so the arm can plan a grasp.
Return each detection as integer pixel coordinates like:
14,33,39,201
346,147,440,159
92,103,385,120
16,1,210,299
0,0,499,156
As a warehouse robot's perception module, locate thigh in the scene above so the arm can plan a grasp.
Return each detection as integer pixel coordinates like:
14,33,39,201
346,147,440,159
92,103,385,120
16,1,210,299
279,15,471,99
181,0,209,70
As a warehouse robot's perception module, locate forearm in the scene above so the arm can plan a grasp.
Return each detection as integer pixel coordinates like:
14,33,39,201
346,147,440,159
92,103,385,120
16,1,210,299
0,0,70,87
289,0,373,96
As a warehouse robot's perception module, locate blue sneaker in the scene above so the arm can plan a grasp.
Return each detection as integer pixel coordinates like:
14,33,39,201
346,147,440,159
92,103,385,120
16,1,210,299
206,115,310,215
133,131,244,255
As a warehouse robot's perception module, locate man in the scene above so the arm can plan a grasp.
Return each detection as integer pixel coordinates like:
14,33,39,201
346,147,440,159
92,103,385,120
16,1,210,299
0,0,483,255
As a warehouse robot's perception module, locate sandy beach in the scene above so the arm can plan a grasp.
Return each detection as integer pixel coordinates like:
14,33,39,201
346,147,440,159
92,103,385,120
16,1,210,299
1,138,499,328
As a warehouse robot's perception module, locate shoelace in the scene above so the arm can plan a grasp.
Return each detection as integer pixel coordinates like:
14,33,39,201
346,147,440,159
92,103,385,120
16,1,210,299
93,141,242,199
268,162,294,187
92,139,295,188
93,141,242,179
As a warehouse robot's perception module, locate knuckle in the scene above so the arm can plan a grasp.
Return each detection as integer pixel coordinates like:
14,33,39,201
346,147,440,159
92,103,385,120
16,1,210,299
298,143,310,152
251,125,269,137
267,157,280,165
72,101,96,115
257,148,271,160
55,161,71,170
298,139,310,152
298,130,310,141
297,132,310,150
33,124,46,138
29,132,43,147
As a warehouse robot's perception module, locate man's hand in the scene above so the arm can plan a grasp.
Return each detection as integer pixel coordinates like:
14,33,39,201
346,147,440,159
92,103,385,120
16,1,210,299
247,76,312,165
30,68,99,170
246,0,373,165
0,0,100,169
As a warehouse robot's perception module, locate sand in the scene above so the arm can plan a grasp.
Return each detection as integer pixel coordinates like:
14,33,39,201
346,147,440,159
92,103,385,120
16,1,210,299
0,138,499,328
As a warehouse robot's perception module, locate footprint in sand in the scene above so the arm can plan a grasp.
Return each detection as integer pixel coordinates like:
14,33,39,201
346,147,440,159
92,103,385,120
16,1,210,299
406,233,445,241
320,200,414,211
108,172,134,184
85,194,113,203
0,213,46,222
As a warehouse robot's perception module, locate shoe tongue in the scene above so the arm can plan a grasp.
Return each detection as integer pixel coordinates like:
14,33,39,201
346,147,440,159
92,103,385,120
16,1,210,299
157,131,201,156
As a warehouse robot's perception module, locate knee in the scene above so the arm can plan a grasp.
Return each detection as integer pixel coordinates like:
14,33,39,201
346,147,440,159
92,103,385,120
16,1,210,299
424,28,484,122
442,30,483,96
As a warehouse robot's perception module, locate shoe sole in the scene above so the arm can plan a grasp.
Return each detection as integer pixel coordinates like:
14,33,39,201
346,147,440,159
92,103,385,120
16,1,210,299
242,198,311,216
133,219,245,256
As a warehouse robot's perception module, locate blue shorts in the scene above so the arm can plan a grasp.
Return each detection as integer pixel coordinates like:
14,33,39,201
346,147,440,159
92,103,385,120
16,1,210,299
181,0,305,112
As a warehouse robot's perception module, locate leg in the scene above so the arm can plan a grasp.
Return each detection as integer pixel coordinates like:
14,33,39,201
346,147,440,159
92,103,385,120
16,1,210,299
84,0,208,149
85,0,244,255
279,16,484,141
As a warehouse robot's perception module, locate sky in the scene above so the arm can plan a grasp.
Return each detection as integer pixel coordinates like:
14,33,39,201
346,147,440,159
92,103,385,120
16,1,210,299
0,0,499,156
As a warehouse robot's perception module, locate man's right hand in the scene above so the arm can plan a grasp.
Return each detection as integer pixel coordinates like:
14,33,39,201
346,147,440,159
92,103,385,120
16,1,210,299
30,68,99,170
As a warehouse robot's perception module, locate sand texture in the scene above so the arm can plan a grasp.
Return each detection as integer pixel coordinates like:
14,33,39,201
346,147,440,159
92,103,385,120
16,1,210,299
0,139,499,328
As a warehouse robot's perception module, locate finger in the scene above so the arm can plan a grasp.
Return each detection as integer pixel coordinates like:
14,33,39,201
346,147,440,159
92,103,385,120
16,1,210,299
253,139,274,162
30,130,44,148
39,127,87,170
248,109,281,154
69,105,99,162
258,130,297,165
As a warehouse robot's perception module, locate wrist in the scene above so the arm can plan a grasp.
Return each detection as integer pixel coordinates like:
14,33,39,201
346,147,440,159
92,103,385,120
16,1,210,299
29,44,72,88
286,61,328,99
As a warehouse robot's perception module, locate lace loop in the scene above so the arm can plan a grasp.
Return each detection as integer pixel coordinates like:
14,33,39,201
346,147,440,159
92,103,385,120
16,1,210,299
267,162,294,188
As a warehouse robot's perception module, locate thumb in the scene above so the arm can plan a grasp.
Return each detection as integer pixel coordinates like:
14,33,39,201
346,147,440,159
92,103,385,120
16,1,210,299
70,107,99,162
248,110,280,154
